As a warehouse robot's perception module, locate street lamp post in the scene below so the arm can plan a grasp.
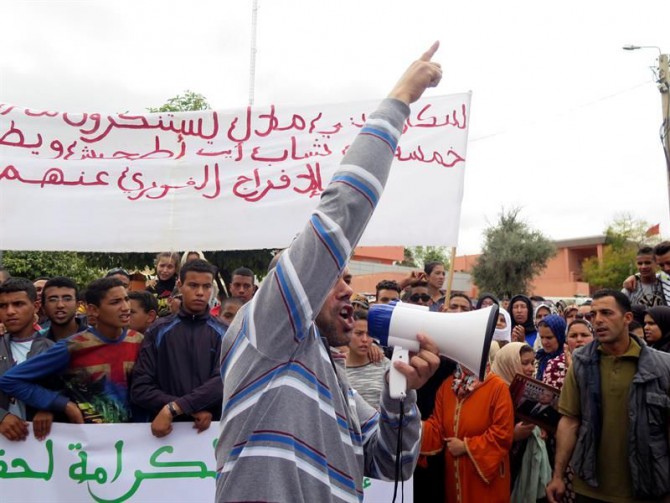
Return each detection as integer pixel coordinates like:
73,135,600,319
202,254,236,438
623,45,670,217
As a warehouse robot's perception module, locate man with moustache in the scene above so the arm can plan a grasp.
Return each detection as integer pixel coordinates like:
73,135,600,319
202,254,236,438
215,44,443,502
547,289,670,502
39,277,87,342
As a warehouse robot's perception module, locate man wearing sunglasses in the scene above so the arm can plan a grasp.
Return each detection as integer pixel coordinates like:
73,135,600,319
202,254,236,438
574,311,594,323
407,281,432,307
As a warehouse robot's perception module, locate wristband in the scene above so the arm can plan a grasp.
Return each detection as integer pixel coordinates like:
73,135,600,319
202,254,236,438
167,402,179,418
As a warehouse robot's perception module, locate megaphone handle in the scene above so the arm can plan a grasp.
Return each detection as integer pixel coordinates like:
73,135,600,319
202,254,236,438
389,347,408,400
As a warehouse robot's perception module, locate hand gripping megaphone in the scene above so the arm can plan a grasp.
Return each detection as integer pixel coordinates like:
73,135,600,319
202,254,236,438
368,301,498,380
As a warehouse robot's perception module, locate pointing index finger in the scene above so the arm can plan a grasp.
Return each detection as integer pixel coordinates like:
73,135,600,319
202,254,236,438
420,41,440,62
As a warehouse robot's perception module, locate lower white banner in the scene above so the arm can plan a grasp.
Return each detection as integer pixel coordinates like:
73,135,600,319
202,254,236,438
0,423,412,502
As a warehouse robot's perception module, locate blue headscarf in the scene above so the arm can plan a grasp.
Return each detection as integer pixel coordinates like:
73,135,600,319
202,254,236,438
535,314,566,380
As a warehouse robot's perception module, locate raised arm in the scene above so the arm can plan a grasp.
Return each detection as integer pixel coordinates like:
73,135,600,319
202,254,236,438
223,43,443,363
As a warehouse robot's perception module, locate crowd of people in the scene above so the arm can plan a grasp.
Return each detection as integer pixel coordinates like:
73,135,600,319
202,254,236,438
1,242,669,502
1,44,669,503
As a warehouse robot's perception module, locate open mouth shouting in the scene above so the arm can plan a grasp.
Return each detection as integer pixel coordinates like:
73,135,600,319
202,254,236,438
339,304,354,332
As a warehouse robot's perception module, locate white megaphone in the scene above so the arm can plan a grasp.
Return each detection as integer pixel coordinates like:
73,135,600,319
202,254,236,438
368,301,498,380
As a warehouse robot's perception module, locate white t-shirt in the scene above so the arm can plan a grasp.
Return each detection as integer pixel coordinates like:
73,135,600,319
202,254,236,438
8,339,33,419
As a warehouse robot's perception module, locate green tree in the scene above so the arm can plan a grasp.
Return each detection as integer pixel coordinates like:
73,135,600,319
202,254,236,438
398,246,450,269
2,251,103,288
471,208,555,297
78,252,156,272
581,214,652,290
147,90,211,113
205,250,275,284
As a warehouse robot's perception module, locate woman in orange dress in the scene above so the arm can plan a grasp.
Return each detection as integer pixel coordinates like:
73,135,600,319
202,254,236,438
421,365,515,503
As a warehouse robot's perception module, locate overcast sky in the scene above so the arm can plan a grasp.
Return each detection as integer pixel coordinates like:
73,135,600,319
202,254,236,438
2,0,669,254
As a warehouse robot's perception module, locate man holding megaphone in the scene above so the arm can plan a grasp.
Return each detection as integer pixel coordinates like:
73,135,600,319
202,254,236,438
215,43,444,502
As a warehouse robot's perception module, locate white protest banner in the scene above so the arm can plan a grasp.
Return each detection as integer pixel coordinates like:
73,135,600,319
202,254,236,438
0,423,412,502
0,95,469,252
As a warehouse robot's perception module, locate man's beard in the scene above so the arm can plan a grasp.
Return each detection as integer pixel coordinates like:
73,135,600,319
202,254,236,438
316,318,351,348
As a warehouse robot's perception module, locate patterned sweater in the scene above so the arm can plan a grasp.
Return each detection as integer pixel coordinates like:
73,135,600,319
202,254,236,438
215,98,421,503
0,328,143,423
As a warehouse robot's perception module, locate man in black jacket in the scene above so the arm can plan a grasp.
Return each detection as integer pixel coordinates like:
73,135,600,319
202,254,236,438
130,259,226,437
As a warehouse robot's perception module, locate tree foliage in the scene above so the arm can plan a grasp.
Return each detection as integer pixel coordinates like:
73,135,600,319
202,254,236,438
78,253,157,272
146,90,211,113
2,251,103,288
581,214,652,290
205,250,275,284
398,246,450,269
471,208,555,297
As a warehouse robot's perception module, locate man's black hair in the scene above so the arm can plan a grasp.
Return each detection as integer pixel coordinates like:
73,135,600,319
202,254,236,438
0,277,37,302
128,290,159,313
423,261,444,275
449,292,472,308
179,259,216,282
637,245,654,256
353,309,368,321
375,280,401,295
654,241,670,257
592,288,632,314
42,276,79,305
85,277,125,306
232,267,255,281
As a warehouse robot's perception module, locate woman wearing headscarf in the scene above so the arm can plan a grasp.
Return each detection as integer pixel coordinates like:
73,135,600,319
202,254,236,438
489,308,511,364
533,302,557,327
644,306,670,353
535,314,567,386
421,363,514,502
564,319,594,368
491,343,550,498
509,295,538,348
491,341,535,385
476,292,499,310
532,302,558,350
